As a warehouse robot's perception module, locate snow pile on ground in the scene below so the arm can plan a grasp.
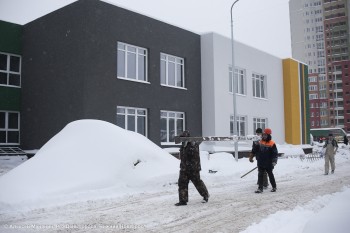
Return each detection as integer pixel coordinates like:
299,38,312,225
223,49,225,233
201,151,237,176
0,120,178,206
302,187,350,233
240,186,350,233
0,156,27,176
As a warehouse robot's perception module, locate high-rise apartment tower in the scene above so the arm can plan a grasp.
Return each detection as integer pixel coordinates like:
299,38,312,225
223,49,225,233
290,0,350,131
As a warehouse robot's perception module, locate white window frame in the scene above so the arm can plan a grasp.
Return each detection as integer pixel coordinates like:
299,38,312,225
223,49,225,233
229,66,246,95
230,115,247,136
160,110,185,145
319,75,326,81
320,92,327,99
117,42,148,83
253,117,268,134
309,94,318,100
309,85,318,91
0,111,20,145
252,73,267,99
308,76,317,82
0,52,21,88
160,53,185,89
319,84,327,91
116,106,148,137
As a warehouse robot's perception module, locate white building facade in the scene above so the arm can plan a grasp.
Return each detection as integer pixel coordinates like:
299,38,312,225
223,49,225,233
201,32,285,144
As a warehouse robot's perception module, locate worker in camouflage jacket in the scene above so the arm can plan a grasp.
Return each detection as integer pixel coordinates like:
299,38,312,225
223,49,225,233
175,130,209,206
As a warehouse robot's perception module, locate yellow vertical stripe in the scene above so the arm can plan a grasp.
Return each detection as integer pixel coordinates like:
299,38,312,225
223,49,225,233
283,59,301,144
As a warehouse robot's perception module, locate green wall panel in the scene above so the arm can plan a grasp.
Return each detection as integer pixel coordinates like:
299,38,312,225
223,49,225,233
303,64,311,144
0,20,22,54
0,86,21,111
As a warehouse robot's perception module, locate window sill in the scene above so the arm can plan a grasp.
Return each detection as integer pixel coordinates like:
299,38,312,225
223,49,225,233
117,77,150,84
229,92,247,97
0,84,21,88
160,84,187,90
253,97,268,101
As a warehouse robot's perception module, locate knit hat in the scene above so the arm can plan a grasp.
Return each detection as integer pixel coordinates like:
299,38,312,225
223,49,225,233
264,128,272,135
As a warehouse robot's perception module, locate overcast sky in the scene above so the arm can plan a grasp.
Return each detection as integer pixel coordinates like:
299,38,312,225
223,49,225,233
0,0,292,58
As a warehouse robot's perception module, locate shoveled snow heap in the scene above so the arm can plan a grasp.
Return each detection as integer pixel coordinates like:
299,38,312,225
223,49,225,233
0,120,178,205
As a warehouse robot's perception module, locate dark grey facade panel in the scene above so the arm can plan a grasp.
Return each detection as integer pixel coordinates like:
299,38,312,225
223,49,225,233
21,0,202,149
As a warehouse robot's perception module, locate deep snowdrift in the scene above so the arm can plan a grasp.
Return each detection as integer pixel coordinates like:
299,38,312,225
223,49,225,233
0,120,178,205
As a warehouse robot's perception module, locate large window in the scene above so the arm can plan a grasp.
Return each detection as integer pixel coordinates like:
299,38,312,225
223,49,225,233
0,53,21,87
253,117,268,133
0,111,20,145
117,42,148,82
160,111,185,144
230,115,247,136
116,106,147,136
160,53,185,88
252,73,267,99
229,66,246,95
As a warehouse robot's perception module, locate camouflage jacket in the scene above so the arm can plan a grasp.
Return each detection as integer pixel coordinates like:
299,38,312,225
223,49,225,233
179,141,201,171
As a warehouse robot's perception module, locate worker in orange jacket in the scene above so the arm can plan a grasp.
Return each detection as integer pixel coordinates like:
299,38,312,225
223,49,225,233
255,128,278,193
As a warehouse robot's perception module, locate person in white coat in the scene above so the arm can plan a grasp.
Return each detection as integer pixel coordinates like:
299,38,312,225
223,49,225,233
323,133,338,175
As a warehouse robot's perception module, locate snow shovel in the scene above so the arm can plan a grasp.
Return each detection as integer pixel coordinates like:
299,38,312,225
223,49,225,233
241,167,257,178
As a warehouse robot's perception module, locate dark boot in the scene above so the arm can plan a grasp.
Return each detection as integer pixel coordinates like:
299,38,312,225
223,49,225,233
175,201,187,206
255,188,263,193
202,195,209,203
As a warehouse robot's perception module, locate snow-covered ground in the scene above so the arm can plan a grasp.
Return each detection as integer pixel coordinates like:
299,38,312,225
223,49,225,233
0,120,349,233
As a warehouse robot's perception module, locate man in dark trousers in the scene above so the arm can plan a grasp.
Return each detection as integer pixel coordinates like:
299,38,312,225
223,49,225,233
175,130,209,206
255,128,278,193
343,135,348,145
249,128,269,189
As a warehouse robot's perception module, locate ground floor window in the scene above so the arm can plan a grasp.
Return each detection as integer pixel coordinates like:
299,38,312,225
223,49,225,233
0,111,20,145
230,115,247,136
116,106,147,136
160,111,185,144
253,117,268,133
